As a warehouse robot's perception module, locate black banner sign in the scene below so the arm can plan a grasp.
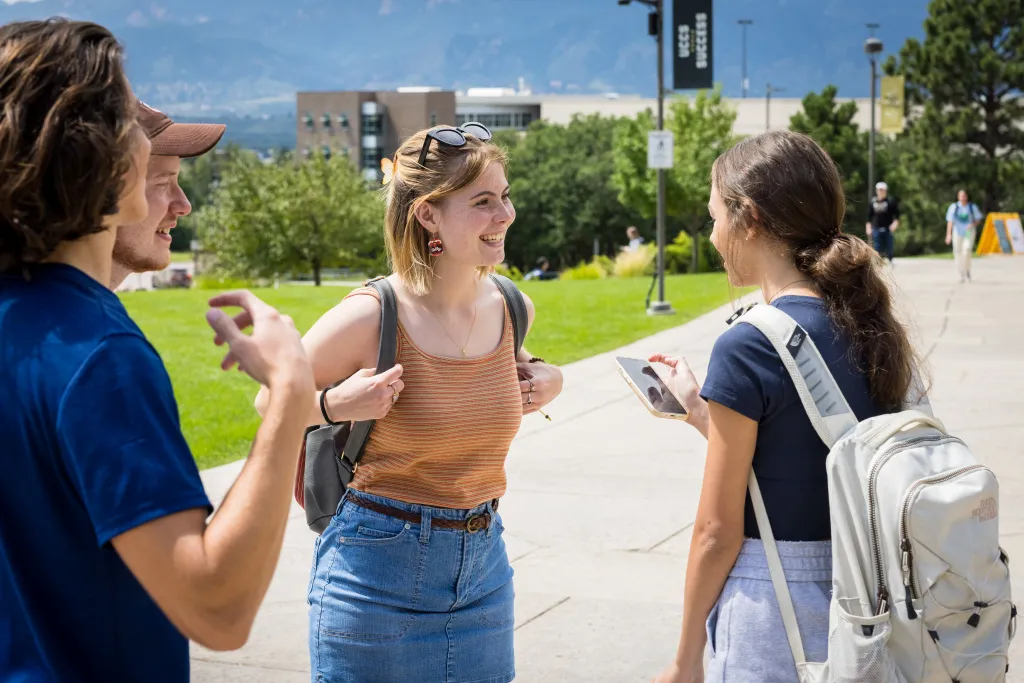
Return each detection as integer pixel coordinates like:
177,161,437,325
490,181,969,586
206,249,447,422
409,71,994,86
673,0,713,90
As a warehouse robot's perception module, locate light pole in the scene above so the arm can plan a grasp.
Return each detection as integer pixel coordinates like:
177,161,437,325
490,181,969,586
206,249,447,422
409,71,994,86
619,0,673,315
738,19,752,99
766,83,785,131
865,26,883,207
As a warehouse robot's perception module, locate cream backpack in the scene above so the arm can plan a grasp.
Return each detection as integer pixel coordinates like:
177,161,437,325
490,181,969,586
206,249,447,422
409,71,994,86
737,304,1015,683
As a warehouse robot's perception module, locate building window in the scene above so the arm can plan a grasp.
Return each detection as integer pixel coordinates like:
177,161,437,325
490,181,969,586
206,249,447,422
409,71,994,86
456,113,468,126
521,112,533,128
322,145,332,160
362,114,382,136
430,112,438,127
361,147,382,169
321,113,332,129
303,112,314,131
338,113,350,130
494,113,512,128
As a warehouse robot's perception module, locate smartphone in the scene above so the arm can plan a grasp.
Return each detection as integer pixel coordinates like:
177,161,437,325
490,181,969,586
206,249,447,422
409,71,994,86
615,356,689,421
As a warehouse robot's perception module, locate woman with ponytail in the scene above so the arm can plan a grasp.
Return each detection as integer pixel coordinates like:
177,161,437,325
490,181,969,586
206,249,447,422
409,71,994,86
649,130,923,683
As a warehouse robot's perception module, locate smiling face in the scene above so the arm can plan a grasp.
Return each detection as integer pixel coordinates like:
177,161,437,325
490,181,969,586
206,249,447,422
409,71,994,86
113,154,192,274
419,161,515,268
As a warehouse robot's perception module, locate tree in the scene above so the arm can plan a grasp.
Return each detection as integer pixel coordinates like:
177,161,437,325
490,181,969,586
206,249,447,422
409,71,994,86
611,88,738,274
789,86,890,234
500,115,645,269
172,143,250,253
201,152,383,285
885,0,1024,238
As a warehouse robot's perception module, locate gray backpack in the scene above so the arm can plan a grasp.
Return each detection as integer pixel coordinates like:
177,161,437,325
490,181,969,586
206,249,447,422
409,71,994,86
296,274,528,534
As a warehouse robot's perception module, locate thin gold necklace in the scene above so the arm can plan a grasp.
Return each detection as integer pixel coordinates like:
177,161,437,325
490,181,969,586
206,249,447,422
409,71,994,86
424,302,478,358
768,278,812,304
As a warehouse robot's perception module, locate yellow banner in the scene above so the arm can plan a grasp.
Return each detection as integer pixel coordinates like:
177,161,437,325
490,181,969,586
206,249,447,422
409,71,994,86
880,75,905,134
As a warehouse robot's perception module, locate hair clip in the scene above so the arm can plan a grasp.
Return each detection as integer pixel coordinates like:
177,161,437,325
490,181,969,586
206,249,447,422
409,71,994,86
381,157,396,185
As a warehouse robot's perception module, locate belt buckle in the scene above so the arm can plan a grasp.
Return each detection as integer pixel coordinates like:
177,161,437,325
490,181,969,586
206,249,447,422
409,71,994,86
465,513,488,534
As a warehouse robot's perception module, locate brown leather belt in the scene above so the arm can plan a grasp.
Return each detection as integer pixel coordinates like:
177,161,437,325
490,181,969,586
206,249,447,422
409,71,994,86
347,496,499,534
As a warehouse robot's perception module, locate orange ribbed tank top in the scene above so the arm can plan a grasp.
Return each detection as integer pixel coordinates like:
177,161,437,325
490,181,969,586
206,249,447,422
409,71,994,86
345,288,523,509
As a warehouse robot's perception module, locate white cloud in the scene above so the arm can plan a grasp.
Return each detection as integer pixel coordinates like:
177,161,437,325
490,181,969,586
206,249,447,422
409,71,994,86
379,0,393,15
150,3,166,19
1,0,45,5
126,9,147,26
196,15,209,24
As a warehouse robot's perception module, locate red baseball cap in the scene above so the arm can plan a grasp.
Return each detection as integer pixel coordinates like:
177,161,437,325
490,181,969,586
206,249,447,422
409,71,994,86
137,101,226,158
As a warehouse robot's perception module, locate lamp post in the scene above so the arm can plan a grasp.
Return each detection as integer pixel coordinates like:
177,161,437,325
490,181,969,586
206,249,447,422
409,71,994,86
619,0,674,315
865,25,883,206
738,19,753,99
766,83,785,131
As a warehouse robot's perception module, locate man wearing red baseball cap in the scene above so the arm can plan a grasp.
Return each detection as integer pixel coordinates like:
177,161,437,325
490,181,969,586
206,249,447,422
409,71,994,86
110,102,225,289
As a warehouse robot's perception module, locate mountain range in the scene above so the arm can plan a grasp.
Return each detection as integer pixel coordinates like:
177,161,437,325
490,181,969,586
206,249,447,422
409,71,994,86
0,0,929,117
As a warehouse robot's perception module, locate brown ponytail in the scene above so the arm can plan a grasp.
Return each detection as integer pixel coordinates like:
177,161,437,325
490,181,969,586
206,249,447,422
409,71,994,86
713,131,921,412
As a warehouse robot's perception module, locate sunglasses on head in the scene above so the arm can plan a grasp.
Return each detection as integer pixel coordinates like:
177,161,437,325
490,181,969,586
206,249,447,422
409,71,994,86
418,122,493,166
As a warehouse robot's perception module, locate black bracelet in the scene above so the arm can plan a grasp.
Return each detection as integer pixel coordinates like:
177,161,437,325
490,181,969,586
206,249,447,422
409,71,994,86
527,357,546,365
319,385,341,425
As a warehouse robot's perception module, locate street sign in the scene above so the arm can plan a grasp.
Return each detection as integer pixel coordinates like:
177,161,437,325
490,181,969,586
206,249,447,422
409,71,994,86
880,75,906,134
648,131,674,169
673,0,713,90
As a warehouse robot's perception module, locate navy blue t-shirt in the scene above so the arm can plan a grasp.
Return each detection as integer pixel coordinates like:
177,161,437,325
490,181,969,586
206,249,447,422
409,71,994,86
701,296,884,542
0,264,211,682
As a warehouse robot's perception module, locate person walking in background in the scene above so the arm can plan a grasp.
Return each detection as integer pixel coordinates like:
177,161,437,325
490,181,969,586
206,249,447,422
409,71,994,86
109,101,225,290
524,256,557,280
648,131,921,683
0,19,315,682
626,225,645,252
866,181,900,263
946,189,983,283
254,122,563,682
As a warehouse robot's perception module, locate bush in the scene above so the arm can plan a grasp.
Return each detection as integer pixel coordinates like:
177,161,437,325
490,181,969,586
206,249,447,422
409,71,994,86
665,230,721,274
560,257,609,280
612,244,656,277
494,263,524,281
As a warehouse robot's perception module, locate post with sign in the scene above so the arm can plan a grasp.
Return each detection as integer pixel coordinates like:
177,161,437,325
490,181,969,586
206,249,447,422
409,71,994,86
651,0,674,315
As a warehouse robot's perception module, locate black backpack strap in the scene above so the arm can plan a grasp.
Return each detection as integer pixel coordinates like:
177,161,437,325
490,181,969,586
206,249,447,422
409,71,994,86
489,273,528,357
339,277,399,471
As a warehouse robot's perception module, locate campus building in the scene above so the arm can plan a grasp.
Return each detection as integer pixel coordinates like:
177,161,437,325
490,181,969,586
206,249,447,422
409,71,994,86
297,87,876,180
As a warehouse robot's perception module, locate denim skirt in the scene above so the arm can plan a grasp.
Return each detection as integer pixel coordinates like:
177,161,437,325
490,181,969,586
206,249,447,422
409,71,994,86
307,489,515,683
704,538,832,683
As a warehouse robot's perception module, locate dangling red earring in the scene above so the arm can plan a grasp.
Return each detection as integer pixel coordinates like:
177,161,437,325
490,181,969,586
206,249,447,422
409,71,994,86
428,236,444,256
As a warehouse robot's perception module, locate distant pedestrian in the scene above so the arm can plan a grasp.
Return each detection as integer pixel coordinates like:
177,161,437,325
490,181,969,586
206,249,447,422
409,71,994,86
945,189,983,283
866,181,900,263
626,225,645,252
525,256,557,280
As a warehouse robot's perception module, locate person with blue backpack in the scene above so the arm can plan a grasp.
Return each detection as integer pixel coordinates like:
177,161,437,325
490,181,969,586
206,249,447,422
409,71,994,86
946,189,984,283
648,131,1013,683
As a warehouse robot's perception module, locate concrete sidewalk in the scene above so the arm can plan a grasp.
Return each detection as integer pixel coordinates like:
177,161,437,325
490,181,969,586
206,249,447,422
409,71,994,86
191,256,1024,682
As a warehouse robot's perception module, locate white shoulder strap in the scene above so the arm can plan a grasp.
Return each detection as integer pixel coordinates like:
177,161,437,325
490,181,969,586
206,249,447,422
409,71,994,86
737,305,857,448
748,471,808,670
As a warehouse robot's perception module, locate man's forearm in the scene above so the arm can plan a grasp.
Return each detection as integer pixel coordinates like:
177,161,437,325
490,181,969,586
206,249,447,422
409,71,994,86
201,379,311,625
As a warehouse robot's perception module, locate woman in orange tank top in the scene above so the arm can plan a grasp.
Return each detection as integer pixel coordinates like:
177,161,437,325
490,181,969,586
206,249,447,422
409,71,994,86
258,122,563,682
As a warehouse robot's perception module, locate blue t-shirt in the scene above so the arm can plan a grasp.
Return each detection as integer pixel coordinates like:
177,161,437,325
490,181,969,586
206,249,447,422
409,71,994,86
701,296,885,542
0,264,210,682
946,202,983,236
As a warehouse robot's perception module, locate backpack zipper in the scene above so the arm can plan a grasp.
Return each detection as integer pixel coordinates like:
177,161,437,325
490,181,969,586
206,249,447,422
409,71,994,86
867,434,964,614
898,464,987,603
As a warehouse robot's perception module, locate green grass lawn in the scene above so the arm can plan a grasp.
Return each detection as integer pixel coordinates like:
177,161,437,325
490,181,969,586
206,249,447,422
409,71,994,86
169,252,193,263
121,273,743,469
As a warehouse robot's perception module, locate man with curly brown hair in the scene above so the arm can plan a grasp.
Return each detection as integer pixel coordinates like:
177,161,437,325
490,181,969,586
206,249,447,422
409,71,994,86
0,19,314,683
